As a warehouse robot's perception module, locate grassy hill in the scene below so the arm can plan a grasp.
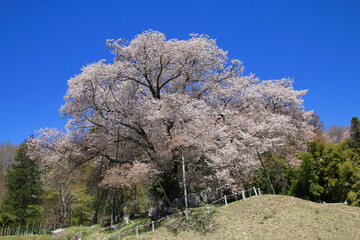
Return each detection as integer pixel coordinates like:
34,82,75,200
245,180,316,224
9,195,360,240
149,195,360,240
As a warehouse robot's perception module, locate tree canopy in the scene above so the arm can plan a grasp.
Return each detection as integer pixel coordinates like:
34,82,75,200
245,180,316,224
29,31,314,191
350,116,360,147
0,143,43,226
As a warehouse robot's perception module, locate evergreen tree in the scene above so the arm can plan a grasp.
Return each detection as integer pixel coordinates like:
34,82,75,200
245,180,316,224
0,142,43,226
350,116,360,147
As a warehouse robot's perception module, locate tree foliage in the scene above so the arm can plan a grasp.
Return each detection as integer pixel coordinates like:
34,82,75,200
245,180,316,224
350,116,360,148
290,151,324,202
291,139,360,205
29,30,314,192
252,153,296,195
0,143,43,226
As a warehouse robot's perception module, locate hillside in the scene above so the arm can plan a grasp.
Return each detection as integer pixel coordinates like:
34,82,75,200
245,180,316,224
47,195,360,240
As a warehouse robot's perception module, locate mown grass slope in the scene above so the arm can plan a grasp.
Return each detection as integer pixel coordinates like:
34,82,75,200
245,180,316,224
52,195,360,240
0,235,50,240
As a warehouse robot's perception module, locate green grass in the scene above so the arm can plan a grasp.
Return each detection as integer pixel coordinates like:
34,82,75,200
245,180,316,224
49,216,154,240
0,235,50,240
50,195,360,239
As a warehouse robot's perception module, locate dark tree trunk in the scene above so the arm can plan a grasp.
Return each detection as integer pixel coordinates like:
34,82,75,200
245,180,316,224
161,163,181,204
159,182,172,207
99,190,110,232
110,186,114,226
92,188,106,224
133,184,137,215
256,151,275,194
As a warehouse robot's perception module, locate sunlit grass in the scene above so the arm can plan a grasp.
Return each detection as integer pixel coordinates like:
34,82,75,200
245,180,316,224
51,195,360,240
0,235,50,240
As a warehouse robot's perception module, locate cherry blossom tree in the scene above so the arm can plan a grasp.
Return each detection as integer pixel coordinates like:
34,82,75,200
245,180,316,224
27,128,90,225
31,30,315,206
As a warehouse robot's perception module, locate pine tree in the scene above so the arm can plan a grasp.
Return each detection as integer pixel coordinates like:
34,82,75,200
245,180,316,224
350,116,360,146
0,142,43,226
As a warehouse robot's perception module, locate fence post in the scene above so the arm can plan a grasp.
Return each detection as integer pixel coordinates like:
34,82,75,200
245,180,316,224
167,215,170,226
242,190,246,200
152,221,155,232
136,226,139,239
253,187,258,196
118,232,121,240
224,195,228,205
182,155,189,221
207,204,210,215
258,188,262,195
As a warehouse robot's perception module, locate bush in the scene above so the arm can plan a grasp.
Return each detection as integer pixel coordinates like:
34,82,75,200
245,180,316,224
0,212,17,227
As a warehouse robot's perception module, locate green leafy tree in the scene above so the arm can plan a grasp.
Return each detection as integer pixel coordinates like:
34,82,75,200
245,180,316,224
0,142,43,226
321,140,360,204
253,153,295,194
290,151,324,202
338,160,360,205
290,139,360,205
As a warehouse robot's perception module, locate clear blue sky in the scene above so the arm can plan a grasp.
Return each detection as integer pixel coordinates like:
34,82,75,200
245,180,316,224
0,0,359,144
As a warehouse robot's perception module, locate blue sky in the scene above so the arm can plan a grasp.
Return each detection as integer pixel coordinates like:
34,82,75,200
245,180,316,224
0,0,359,144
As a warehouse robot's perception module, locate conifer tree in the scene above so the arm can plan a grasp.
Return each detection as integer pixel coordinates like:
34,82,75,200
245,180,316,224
0,142,43,225
350,116,360,146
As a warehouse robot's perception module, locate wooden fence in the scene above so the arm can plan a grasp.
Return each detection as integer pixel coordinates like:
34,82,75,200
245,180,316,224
106,186,262,240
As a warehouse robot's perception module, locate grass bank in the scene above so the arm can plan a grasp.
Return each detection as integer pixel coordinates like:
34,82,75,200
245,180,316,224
0,235,50,240
52,195,360,239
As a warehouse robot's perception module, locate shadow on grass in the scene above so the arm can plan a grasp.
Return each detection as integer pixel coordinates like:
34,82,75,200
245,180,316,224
168,209,217,236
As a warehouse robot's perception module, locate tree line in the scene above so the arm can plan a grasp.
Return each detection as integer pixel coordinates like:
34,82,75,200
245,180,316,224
253,117,360,204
